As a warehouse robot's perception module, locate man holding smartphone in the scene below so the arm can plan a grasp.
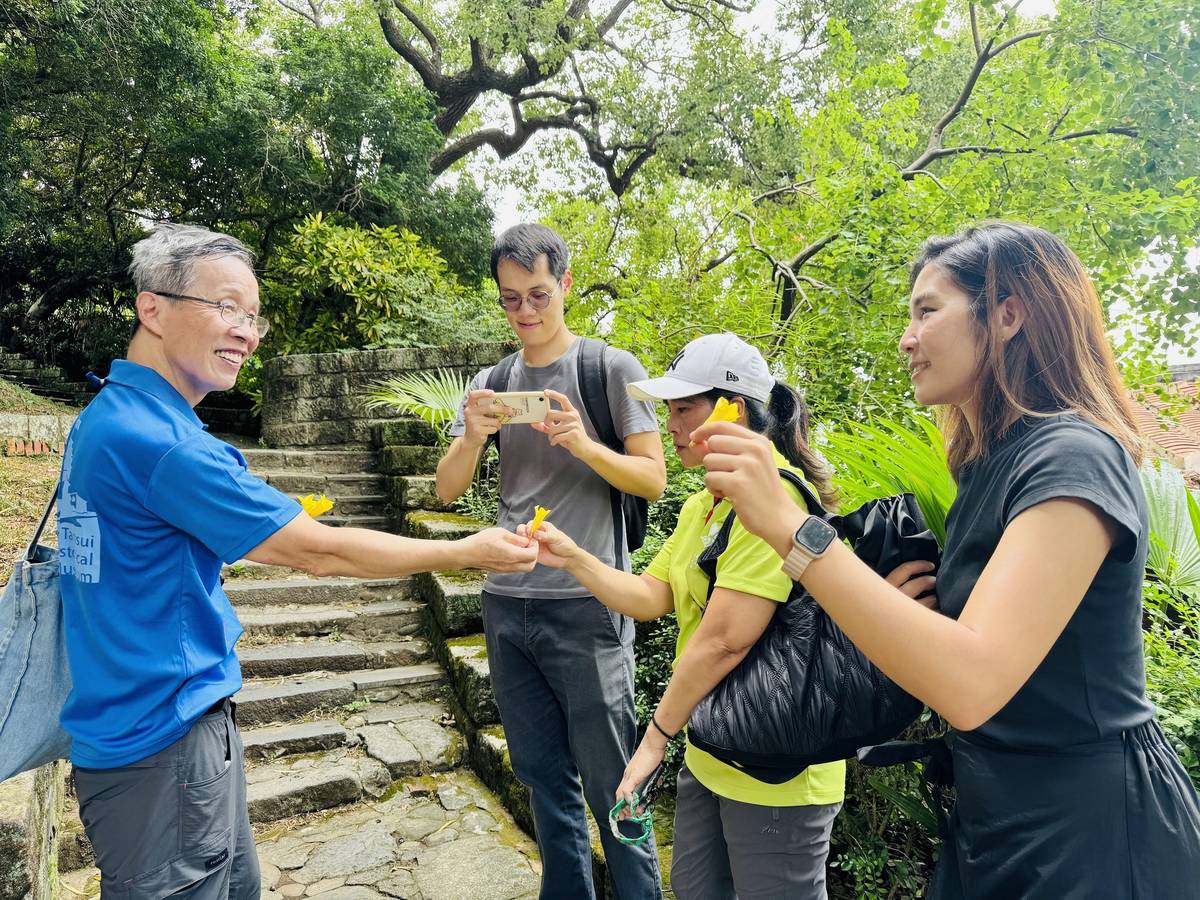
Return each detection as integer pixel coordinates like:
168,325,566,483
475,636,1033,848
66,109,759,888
436,223,666,899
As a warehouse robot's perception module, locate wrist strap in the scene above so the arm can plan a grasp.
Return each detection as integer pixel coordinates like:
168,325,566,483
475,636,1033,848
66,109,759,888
651,715,676,741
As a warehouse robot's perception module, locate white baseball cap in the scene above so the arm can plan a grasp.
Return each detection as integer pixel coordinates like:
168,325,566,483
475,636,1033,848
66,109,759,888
627,333,776,404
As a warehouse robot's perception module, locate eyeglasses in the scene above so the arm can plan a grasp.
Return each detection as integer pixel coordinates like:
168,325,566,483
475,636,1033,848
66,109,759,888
497,287,556,312
153,291,270,338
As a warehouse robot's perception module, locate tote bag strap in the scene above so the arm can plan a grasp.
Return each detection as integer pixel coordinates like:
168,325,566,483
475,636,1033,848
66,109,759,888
24,485,58,562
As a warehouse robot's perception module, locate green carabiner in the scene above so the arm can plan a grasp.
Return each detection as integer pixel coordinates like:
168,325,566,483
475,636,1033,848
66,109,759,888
608,759,668,847
608,792,655,846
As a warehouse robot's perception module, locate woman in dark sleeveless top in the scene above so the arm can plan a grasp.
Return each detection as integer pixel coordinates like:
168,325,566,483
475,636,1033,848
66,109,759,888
692,222,1200,898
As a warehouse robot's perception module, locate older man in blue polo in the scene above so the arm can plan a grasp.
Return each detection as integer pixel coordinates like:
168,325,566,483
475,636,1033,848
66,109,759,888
58,224,537,899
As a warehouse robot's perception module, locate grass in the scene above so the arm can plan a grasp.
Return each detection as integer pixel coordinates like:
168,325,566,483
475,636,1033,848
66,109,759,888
0,377,76,416
0,454,60,585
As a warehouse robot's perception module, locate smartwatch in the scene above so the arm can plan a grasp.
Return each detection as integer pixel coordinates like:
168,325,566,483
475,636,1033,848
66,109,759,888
781,514,838,580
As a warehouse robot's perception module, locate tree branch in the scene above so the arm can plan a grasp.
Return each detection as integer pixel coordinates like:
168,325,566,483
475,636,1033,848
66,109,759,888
391,0,442,70
378,13,440,92
969,3,982,56
598,0,637,36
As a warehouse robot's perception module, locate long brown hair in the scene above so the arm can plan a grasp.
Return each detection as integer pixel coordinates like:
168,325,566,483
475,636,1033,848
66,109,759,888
910,222,1144,476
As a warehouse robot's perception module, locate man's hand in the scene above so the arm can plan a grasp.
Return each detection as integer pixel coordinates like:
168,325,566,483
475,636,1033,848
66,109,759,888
531,389,597,459
456,527,538,573
461,389,504,449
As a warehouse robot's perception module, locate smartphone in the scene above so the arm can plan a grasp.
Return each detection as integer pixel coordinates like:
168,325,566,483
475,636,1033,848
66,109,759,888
487,391,549,425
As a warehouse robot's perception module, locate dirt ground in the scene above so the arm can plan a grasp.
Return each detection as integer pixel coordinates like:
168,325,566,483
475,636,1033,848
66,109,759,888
1,454,60,585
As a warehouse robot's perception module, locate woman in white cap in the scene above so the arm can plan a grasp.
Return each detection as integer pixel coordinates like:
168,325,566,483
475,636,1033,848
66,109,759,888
525,332,936,899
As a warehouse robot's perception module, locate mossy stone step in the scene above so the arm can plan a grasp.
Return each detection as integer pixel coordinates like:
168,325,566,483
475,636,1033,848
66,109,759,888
235,663,444,727
403,510,488,541
245,751,388,823
260,471,385,496
444,636,499,726
240,448,379,475
372,419,439,447
237,638,428,678
225,576,415,608
388,474,453,511
378,444,444,476
417,569,484,636
235,599,424,641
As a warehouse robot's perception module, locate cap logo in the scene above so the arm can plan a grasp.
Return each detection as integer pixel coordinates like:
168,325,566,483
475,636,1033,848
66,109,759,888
725,371,739,382
667,350,686,372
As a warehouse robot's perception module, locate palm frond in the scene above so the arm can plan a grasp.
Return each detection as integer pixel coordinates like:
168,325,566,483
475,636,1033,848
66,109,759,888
1140,460,1200,601
362,368,469,444
822,416,956,545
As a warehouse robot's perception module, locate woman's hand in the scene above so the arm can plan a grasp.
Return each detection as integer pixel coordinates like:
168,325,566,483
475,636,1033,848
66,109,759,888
520,520,580,569
887,559,938,609
615,733,666,818
690,420,804,556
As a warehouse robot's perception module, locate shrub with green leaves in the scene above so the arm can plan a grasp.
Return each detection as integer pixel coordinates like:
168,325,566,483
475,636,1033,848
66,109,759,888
264,214,507,355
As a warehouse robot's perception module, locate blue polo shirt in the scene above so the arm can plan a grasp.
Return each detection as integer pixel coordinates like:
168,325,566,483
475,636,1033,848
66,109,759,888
57,360,302,768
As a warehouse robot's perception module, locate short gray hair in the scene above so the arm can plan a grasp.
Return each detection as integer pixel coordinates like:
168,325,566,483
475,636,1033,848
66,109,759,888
128,224,256,295
490,223,570,284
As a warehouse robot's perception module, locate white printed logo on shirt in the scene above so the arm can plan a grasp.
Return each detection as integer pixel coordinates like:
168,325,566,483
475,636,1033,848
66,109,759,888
57,440,101,584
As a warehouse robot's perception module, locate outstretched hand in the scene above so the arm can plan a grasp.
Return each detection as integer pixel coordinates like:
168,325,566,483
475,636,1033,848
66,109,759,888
460,527,539,573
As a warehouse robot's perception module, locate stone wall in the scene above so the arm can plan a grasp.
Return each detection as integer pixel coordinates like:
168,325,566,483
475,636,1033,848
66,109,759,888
261,344,512,449
0,761,65,900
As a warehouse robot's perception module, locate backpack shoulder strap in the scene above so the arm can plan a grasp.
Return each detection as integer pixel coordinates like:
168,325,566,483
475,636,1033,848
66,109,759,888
696,469,829,606
483,352,520,453
575,337,621,452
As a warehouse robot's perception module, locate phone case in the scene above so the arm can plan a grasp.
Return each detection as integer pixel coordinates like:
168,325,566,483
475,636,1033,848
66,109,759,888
490,391,548,425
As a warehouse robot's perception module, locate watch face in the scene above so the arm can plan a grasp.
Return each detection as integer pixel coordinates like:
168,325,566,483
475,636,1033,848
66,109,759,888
795,516,837,554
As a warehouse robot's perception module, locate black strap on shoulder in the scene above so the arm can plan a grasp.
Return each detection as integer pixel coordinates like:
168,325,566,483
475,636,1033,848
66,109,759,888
483,351,520,454
575,337,628,567
575,337,621,451
697,469,827,607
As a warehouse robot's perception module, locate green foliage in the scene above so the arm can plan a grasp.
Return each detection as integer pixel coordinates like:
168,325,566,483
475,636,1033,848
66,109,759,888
262,214,506,361
822,416,957,545
0,0,493,375
1139,461,1200,783
1141,460,1200,601
454,446,501,524
364,368,470,446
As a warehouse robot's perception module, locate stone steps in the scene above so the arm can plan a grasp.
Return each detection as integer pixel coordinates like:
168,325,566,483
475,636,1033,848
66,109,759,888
291,494,388,516
235,664,444,727
261,472,386,496
321,513,393,530
388,474,453,512
417,570,485,636
236,599,424,641
238,638,429,678
226,576,415,608
240,448,380,475
403,510,488,541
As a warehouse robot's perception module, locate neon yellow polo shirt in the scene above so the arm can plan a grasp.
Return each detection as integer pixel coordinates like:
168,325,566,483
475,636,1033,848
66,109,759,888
645,450,846,807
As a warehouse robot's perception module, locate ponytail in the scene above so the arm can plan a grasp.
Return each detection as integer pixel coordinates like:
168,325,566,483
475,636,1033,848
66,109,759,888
707,383,837,510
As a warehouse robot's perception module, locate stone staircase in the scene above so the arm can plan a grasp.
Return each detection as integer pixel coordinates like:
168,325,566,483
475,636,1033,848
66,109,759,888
0,350,93,406
41,414,675,899
53,438,544,900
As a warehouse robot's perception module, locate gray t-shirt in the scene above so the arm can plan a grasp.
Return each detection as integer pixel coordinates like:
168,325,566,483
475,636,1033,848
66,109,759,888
450,337,659,598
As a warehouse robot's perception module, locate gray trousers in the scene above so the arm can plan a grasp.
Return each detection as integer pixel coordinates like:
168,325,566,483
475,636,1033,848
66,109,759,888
73,700,259,900
670,762,841,900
